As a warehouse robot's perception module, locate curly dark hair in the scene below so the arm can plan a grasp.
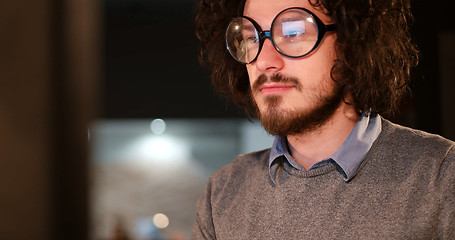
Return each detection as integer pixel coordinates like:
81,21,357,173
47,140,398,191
195,0,419,117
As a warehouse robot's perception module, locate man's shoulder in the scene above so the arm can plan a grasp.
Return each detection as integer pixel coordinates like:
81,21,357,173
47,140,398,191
352,119,455,187
207,148,271,187
214,148,271,174
373,119,455,167
381,118,455,149
234,148,272,166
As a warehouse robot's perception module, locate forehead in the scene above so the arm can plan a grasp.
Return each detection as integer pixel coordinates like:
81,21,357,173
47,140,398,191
244,0,331,25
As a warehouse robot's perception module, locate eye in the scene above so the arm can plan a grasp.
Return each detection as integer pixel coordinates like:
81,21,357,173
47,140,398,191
283,30,304,38
246,35,259,43
242,29,259,44
281,20,306,39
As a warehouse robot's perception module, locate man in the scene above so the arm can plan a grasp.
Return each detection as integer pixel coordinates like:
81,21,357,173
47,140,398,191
192,0,455,239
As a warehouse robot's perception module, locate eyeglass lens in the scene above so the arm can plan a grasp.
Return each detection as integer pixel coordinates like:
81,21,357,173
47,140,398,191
226,8,321,64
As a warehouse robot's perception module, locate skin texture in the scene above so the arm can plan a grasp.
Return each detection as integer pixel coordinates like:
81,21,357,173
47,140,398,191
244,0,359,169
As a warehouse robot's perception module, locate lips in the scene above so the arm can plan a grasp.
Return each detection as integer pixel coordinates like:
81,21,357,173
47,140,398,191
259,82,296,95
252,74,301,95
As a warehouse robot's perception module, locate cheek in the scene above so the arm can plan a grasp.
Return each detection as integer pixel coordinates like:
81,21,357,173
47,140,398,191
246,65,256,87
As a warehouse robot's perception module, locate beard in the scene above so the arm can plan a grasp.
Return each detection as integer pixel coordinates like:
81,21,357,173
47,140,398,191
252,73,344,136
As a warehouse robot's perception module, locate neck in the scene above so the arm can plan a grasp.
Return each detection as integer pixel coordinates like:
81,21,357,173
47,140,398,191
286,103,359,170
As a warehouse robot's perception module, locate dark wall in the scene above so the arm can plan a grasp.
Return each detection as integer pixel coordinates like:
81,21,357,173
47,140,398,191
102,0,455,136
411,0,455,136
103,0,242,118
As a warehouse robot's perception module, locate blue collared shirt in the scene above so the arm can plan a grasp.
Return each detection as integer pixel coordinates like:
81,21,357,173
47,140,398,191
268,113,382,184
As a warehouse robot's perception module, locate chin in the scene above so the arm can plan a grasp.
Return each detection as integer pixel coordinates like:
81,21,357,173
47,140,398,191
258,96,343,136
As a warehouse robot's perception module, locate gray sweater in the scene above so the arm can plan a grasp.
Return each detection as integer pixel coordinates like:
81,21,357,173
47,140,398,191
192,120,455,239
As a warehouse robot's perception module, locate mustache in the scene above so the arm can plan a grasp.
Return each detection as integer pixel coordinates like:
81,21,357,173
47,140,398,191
252,73,302,92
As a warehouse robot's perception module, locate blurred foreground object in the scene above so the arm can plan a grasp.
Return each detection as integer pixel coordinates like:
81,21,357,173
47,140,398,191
0,0,100,239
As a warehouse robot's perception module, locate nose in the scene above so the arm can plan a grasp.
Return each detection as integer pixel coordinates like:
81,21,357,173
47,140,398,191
254,39,284,73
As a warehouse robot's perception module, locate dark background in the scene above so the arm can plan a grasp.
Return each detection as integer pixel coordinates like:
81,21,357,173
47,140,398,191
103,0,242,119
102,0,455,137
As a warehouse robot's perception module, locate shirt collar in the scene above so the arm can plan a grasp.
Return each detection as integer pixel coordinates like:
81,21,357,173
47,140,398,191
268,113,382,184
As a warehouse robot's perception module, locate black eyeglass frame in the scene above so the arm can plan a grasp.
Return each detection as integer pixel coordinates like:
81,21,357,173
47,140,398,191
226,7,336,64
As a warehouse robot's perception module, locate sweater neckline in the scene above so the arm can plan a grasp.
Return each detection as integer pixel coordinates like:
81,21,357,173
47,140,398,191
281,160,338,178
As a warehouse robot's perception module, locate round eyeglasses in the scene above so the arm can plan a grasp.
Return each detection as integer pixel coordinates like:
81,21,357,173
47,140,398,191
226,7,336,64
